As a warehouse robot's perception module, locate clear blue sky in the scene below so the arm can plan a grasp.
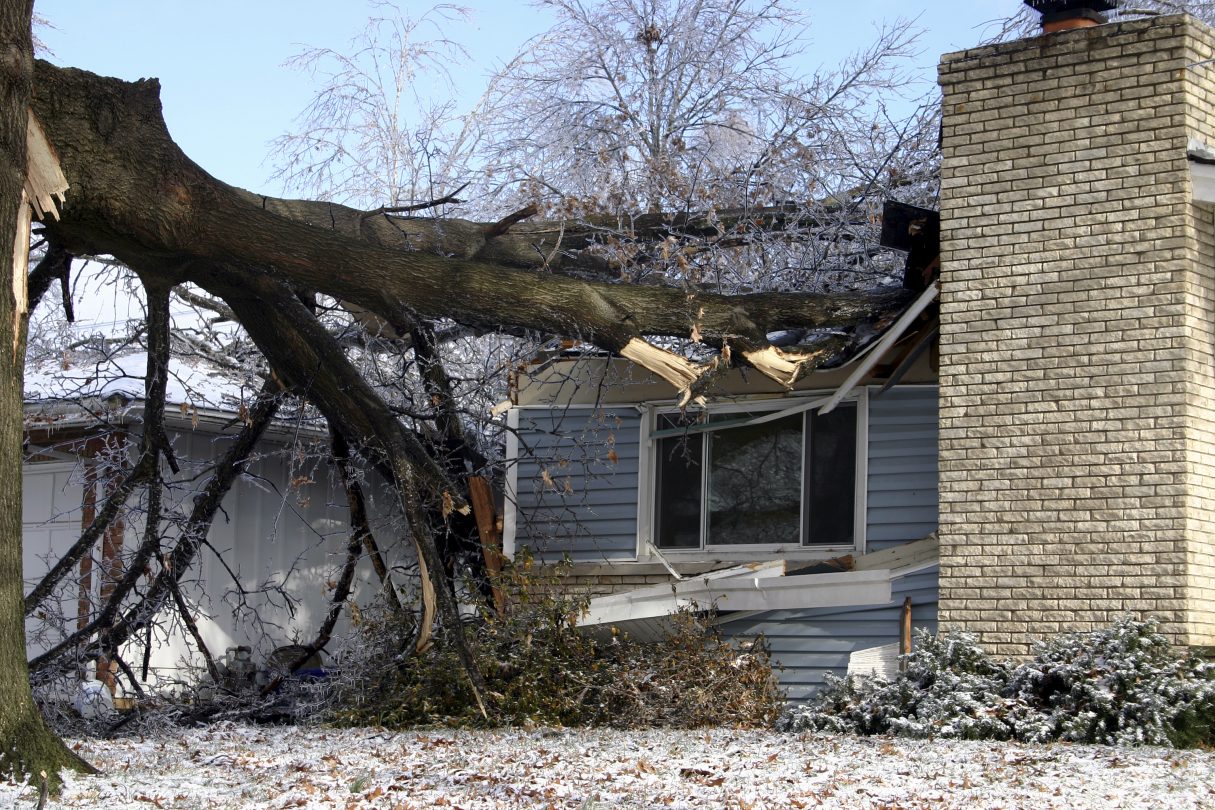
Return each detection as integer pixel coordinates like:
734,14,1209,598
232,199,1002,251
35,1,1011,196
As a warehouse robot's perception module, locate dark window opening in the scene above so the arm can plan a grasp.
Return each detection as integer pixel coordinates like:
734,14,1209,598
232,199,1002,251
654,403,858,550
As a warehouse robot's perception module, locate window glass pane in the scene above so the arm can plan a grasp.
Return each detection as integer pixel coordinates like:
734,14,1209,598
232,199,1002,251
804,405,856,545
707,414,801,545
655,430,703,549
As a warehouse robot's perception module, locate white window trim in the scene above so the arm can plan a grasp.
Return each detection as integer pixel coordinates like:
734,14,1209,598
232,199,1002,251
502,407,520,559
639,389,868,562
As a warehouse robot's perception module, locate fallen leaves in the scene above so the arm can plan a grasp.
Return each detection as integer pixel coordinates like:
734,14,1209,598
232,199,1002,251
5,724,1214,810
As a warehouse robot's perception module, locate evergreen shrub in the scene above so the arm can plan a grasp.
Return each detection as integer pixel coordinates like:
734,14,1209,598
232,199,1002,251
779,616,1215,747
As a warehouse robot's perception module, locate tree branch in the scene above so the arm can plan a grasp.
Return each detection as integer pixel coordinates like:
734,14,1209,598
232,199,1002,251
26,240,71,315
359,182,469,219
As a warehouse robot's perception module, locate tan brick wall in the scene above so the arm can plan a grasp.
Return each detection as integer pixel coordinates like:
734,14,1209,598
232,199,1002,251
938,16,1215,655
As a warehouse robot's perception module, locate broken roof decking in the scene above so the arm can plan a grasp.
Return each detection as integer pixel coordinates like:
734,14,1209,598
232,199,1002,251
512,296,941,411
577,535,938,632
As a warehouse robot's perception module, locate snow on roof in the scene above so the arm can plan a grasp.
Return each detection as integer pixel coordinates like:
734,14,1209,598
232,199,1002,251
25,352,254,413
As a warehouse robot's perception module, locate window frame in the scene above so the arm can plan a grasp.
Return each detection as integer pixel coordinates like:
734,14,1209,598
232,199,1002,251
640,389,868,561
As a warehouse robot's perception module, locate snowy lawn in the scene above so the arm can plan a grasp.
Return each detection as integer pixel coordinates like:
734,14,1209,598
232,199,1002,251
2,723,1213,809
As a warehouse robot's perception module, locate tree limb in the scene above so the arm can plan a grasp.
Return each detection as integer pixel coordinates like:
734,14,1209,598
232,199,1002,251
26,240,70,314
32,61,910,402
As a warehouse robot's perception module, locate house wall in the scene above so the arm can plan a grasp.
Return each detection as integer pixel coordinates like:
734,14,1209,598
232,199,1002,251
508,385,938,586
21,426,412,689
510,406,644,565
937,15,1215,654
719,567,938,703
866,387,938,553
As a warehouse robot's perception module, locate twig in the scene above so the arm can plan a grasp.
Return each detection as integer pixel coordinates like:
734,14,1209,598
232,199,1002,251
162,553,222,685
360,182,469,220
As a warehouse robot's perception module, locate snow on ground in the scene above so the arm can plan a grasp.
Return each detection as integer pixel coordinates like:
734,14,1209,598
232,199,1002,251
2,724,1213,809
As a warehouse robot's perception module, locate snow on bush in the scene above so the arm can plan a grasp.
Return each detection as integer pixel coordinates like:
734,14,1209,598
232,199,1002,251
780,617,1215,747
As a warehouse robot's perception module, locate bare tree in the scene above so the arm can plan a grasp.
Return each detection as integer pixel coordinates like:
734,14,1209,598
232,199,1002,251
271,2,479,210
7,0,939,777
0,0,94,789
465,0,936,299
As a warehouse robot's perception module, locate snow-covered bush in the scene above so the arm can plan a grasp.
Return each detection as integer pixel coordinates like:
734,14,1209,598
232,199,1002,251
1005,617,1215,746
779,629,1018,740
780,617,1215,748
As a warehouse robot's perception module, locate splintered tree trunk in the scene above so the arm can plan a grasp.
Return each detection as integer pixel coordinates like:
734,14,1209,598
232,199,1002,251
0,0,94,788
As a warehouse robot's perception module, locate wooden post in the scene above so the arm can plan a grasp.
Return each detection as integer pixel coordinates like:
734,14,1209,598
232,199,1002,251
467,476,506,614
77,457,97,631
899,596,913,670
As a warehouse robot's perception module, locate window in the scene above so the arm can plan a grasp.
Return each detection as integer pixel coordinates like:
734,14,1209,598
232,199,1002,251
653,402,859,550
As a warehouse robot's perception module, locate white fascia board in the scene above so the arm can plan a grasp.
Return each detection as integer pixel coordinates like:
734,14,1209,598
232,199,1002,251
502,408,519,559
584,560,788,609
1192,160,1215,203
578,568,893,626
889,557,940,579
819,281,940,415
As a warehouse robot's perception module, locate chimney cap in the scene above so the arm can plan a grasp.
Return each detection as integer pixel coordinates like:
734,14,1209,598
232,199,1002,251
1024,0,1117,25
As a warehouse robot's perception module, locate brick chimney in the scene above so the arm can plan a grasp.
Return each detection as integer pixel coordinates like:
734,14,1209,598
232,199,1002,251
936,13,1215,655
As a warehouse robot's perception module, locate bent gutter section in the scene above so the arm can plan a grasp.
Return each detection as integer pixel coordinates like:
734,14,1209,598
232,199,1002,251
578,568,895,626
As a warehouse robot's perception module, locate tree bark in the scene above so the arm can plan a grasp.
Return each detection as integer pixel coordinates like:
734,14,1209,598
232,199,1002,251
0,0,94,788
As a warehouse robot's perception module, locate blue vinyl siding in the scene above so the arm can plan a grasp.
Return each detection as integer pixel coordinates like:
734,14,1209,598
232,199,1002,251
865,386,939,551
720,567,939,702
513,407,641,562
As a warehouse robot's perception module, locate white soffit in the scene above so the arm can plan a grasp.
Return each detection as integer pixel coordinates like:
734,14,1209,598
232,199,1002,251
1192,161,1215,203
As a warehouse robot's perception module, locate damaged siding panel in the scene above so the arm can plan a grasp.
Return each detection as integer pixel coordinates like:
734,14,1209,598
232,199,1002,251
866,387,939,552
513,407,642,562
720,567,938,702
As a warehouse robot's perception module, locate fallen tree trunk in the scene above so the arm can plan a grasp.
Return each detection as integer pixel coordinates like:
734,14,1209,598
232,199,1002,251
31,61,909,398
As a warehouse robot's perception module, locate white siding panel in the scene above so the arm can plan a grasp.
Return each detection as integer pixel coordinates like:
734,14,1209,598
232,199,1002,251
22,429,415,690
